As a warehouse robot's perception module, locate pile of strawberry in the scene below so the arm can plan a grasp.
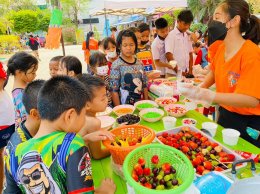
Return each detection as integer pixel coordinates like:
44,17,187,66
132,155,182,190
157,127,236,175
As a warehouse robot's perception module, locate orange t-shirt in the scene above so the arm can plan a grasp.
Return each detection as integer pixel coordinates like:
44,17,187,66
208,40,223,63
82,38,98,64
211,40,260,115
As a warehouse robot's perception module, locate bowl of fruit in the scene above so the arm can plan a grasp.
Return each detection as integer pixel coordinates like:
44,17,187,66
139,108,165,123
164,104,187,118
123,144,194,194
117,114,140,126
97,116,116,130
134,100,158,111
182,118,197,127
113,105,135,116
96,107,113,117
155,97,177,108
103,125,155,165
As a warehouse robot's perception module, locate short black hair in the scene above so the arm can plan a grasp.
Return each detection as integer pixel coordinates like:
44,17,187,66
7,51,38,76
89,52,107,68
177,10,194,24
50,56,63,63
38,76,87,121
138,23,150,33
193,42,201,48
60,56,82,75
110,27,117,32
103,37,116,50
128,27,140,33
22,79,45,114
155,18,168,29
98,40,104,47
78,74,106,102
116,30,138,53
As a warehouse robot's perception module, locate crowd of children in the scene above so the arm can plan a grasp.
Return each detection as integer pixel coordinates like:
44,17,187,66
0,1,259,192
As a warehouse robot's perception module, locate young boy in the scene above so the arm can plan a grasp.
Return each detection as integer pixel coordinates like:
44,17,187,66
3,79,45,193
4,76,116,194
49,56,63,77
128,27,141,47
58,56,82,77
136,23,155,73
78,74,110,159
0,62,15,192
151,18,175,78
165,10,194,77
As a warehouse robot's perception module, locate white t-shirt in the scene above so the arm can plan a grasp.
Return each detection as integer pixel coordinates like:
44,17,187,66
165,27,193,74
151,36,167,75
0,90,15,127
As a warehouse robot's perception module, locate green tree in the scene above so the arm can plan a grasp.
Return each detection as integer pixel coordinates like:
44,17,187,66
37,10,51,32
61,0,90,28
248,0,260,14
162,9,183,28
0,0,37,16
9,10,39,33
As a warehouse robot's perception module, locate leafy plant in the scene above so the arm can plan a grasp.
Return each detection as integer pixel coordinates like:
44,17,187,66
0,35,21,54
62,27,76,43
93,26,100,40
190,23,207,33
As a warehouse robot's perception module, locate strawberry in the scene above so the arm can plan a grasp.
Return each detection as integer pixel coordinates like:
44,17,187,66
144,182,152,189
143,168,151,176
214,167,224,172
136,167,143,176
132,171,138,181
226,154,235,162
192,157,202,167
200,137,208,143
203,161,213,170
197,165,205,174
162,132,168,138
219,157,228,163
189,142,198,150
181,146,190,153
151,155,159,164
138,157,146,166
162,163,171,172
219,152,228,157
134,163,142,171
211,143,219,148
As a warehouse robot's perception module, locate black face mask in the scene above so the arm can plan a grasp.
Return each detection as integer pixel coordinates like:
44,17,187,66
158,35,165,41
141,40,149,45
208,20,228,46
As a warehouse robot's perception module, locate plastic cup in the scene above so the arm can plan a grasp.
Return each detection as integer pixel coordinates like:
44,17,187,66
202,122,218,137
222,128,240,146
163,116,177,130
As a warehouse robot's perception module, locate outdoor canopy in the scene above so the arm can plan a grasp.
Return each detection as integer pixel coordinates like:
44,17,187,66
89,0,188,16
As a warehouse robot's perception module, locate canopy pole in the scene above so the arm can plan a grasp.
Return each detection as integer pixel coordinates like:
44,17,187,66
104,8,108,36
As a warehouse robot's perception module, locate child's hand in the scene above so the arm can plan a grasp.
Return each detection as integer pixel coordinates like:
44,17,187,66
84,131,115,143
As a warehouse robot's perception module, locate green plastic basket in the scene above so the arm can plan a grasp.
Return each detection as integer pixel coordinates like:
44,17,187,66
123,144,194,194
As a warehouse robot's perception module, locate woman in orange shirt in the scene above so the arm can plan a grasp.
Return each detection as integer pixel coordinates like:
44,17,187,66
82,31,98,65
180,0,260,147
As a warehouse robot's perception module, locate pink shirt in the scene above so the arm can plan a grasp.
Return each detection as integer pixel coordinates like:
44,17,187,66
165,27,193,74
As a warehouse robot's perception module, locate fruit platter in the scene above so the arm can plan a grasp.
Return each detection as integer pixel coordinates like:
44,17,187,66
155,97,177,108
134,100,158,111
156,126,246,176
117,114,140,126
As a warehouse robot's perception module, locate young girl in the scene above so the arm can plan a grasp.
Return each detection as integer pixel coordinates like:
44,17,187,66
89,52,113,107
7,52,38,127
58,56,82,77
181,0,260,147
82,31,98,65
0,62,15,192
110,30,148,106
103,37,118,75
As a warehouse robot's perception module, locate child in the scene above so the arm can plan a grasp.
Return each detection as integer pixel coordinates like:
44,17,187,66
194,42,209,68
78,74,111,159
128,27,141,47
103,37,118,75
58,56,82,77
4,76,116,194
89,52,113,107
0,62,15,192
151,18,175,78
110,30,148,106
49,56,63,77
3,80,45,193
7,52,38,127
136,23,155,73
98,40,105,53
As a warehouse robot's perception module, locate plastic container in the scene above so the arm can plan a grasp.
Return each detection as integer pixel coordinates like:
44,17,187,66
164,104,187,118
123,144,194,194
113,105,135,116
222,129,240,146
103,125,155,165
134,100,158,111
202,122,218,137
182,118,197,127
139,108,164,123
97,116,116,130
163,116,177,130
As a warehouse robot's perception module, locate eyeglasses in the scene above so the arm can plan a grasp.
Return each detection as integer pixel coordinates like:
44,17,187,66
21,169,43,184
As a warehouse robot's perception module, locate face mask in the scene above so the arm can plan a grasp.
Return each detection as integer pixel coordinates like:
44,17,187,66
96,65,108,76
107,50,117,58
141,40,149,45
208,20,228,46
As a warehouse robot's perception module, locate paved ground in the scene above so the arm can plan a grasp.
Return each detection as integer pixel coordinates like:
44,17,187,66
3,45,86,96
